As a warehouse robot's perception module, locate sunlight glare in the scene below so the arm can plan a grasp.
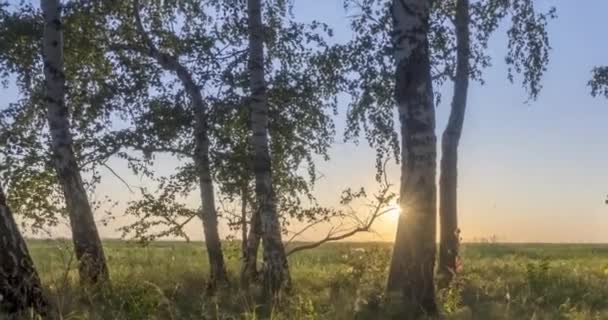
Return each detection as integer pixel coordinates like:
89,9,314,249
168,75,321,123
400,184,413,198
387,203,401,221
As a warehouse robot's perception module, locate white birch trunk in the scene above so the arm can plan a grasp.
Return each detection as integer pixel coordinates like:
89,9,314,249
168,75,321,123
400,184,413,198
247,0,291,297
41,0,108,284
386,0,438,315
171,63,228,287
192,94,229,287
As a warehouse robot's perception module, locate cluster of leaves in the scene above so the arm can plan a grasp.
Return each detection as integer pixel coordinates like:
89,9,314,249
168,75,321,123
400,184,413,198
342,0,555,171
589,66,608,99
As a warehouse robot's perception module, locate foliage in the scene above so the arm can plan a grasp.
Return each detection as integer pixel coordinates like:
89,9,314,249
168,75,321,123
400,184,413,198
341,0,555,169
589,66,608,98
438,275,465,315
0,0,345,240
0,1,147,231
95,0,345,242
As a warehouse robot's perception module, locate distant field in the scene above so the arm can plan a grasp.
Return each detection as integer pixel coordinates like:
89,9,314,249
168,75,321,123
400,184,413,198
25,240,608,319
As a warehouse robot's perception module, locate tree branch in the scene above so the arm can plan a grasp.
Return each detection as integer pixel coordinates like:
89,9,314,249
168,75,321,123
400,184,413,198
286,179,394,256
131,0,197,88
129,143,194,158
102,162,134,193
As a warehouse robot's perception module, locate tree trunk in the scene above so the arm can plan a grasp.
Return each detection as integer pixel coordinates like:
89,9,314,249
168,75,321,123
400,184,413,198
241,188,249,261
145,54,229,289
129,0,229,286
0,183,51,318
192,85,228,288
438,0,470,288
240,206,261,287
386,0,438,315
247,0,291,298
41,0,108,285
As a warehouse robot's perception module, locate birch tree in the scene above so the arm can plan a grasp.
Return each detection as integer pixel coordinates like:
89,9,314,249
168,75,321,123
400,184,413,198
385,0,438,313
0,181,51,318
246,0,291,297
114,0,230,288
436,0,553,285
344,0,554,296
0,1,146,239
96,0,341,292
41,0,108,284
437,0,470,288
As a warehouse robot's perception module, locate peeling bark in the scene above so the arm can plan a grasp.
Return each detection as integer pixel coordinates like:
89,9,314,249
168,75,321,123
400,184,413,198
438,0,470,288
247,0,291,297
41,0,108,285
386,0,438,315
0,182,51,317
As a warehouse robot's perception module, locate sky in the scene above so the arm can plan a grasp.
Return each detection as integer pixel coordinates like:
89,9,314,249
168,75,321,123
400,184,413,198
4,0,608,243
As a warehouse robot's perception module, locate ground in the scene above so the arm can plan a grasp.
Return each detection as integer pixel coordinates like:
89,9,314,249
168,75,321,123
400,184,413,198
22,240,608,319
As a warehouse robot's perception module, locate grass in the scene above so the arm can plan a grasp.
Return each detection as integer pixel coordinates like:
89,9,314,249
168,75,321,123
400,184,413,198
20,240,608,319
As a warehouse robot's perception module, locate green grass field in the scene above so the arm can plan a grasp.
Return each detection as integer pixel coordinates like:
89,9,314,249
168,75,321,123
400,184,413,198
24,240,608,319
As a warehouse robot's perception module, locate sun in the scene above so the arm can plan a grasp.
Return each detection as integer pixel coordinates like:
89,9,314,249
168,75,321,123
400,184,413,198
386,203,402,222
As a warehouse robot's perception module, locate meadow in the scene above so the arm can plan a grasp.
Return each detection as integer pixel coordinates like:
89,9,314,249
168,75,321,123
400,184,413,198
24,240,608,319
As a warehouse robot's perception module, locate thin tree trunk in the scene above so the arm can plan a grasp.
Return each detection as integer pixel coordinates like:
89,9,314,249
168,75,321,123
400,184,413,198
240,205,260,287
193,105,229,287
438,0,470,288
41,0,108,285
247,0,291,297
386,0,438,315
241,188,249,261
0,182,51,318
130,0,228,287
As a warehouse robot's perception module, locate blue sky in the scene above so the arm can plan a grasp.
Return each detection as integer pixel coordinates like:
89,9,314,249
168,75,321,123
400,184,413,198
289,0,608,242
4,0,608,242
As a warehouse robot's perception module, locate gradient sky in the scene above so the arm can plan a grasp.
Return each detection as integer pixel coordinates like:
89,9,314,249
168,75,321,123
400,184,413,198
4,0,608,242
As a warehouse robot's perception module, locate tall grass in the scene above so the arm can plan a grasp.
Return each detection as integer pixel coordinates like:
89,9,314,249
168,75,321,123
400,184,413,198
16,241,608,319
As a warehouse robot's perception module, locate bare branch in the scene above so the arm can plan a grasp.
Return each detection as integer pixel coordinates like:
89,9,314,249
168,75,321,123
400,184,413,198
286,180,395,256
285,218,327,247
101,163,134,193
160,213,197,242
